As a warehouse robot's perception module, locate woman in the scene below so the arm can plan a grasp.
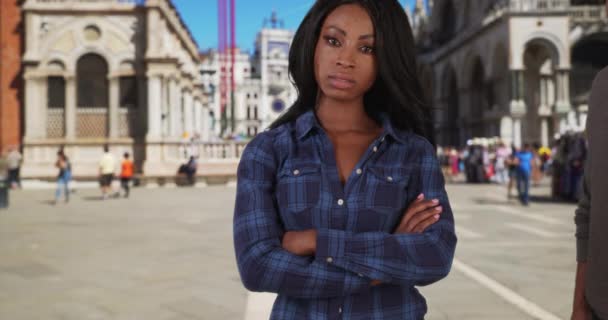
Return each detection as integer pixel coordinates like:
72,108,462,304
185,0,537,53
54,150,71,204
233,1,456,319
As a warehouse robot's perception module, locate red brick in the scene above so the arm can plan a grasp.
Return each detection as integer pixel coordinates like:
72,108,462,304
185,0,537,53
0,0,23,153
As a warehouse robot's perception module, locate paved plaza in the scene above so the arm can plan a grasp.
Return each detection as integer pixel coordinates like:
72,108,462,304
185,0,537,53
0,181,578,319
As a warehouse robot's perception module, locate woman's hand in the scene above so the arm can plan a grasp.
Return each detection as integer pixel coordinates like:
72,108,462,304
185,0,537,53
394,194,442,234
282,229,317,256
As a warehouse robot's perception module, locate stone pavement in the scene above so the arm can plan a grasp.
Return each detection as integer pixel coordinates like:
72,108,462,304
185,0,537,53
0,181,578,319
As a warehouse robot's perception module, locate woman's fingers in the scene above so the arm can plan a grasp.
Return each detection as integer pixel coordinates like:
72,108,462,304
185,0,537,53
411,210,442,233
405,205,442,232
397,197,439,232
412,215,440,233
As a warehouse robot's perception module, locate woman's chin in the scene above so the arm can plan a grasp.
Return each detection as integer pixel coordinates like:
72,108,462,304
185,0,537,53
320,87,361,102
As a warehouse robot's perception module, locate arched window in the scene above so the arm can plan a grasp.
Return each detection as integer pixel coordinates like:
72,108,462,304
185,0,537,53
77,53,108,108
76,53,109,137
47,76,66,138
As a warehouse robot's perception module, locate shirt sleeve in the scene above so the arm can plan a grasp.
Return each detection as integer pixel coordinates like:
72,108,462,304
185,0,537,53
575,150,591,263
233,133,370,299
315,140,457,287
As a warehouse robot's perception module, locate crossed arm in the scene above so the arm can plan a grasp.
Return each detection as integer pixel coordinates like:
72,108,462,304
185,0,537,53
233,138,457,298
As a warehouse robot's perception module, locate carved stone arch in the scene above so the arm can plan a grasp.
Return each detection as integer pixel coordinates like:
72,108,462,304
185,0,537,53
460,48,489,88
523,32,566,68
69,46,116,75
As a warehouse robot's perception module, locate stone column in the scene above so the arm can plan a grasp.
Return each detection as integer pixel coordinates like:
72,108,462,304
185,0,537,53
65,75,77,139
201,106,210,142
513,118,522,149
193,99,202,136
109,76,120,138
540,118,549,147
183,90,194,136
555,69,571,114
554,69,571,134
159,77,169,138
137,74,147,137
23,70,45,139
539,76,548,112
509,69,525,114
146,75,162,140
169,79,180,137
509,70,525,149
500,116,513,147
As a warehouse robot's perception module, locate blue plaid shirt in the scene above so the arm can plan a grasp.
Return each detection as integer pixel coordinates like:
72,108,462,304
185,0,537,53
234,110,456,319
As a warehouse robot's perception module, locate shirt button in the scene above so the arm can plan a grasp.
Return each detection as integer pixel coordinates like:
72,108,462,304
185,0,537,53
338,307,342,314
381,136,386,142
373,146,378,152
337,199,344,206
358,273,363,277
293,169,300,176
387,176,393,182
356,168,362,175
326,257,333,263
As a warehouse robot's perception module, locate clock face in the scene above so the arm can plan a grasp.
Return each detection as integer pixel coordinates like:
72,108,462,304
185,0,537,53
267,41,290,57
272,99,286,113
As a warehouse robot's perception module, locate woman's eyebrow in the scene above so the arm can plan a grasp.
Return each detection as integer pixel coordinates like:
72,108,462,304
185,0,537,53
325,25,374,40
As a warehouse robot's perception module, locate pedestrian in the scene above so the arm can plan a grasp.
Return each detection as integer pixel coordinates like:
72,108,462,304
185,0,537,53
450,148,460,178
571,47,608,320
119,152,134,198
494,142,511,184
6,146,22,189
515,143,534,206
98,145,116,200
439,147,452,182
531,142,543,187
506,144,519,199
233,2,456,319
54,150,71,204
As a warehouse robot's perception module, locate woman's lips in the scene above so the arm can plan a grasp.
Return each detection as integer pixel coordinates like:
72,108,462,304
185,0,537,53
328,75,356,90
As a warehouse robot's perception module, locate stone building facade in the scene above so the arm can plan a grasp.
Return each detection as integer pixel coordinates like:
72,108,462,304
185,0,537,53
414,0,607,148
20,0,209,178
200,18,296,139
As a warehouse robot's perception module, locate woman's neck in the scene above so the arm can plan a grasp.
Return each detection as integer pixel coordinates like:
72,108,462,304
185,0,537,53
315,96,378,132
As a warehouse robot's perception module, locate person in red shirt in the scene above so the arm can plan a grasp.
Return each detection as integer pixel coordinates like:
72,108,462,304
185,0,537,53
120,152,134,198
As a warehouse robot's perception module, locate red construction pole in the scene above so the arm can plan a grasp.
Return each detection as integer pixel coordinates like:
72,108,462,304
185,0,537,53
218,0,228,135
229,0,236,133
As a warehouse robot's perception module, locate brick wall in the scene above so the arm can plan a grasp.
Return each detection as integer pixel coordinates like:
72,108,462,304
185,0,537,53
0,0,23,153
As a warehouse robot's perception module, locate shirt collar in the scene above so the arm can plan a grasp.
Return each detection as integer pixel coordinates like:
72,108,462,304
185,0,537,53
378,112,408,145
295,110,320,140
295,109,408,144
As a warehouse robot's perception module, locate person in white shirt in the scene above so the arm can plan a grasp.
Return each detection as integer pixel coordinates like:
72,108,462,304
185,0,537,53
6,146,23,189
98,145,116,200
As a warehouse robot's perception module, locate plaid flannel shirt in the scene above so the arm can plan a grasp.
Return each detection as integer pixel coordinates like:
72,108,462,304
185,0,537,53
234,110,457,319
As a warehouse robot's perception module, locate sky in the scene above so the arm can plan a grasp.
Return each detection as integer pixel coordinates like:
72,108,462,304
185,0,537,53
173,0,422,53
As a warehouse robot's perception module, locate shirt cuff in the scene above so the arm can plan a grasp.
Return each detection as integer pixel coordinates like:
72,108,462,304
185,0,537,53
316,229,371,293
316,228,348,262
576,238,588,262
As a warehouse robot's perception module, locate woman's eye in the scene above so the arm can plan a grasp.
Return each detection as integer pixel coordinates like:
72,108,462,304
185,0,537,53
360,46,374,54
324,36,340,47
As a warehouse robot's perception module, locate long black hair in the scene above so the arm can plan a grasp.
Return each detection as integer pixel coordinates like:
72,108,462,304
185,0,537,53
269,0,433,144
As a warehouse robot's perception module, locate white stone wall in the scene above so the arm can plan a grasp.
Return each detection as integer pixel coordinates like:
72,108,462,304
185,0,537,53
420,1,602,148
20,0,208,178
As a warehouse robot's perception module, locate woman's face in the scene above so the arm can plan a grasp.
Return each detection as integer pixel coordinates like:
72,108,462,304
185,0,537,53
314,4,377,103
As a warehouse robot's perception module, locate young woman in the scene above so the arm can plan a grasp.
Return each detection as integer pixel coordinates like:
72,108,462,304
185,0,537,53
233,1,456,319
54,150,71,204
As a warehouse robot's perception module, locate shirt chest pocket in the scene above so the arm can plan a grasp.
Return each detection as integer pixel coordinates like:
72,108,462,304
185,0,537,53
276,165,322,214
364,166,410,214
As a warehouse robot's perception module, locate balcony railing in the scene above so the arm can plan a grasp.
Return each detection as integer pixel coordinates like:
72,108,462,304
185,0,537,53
509,0,569,12
569,5,607,22
23,0,144,10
